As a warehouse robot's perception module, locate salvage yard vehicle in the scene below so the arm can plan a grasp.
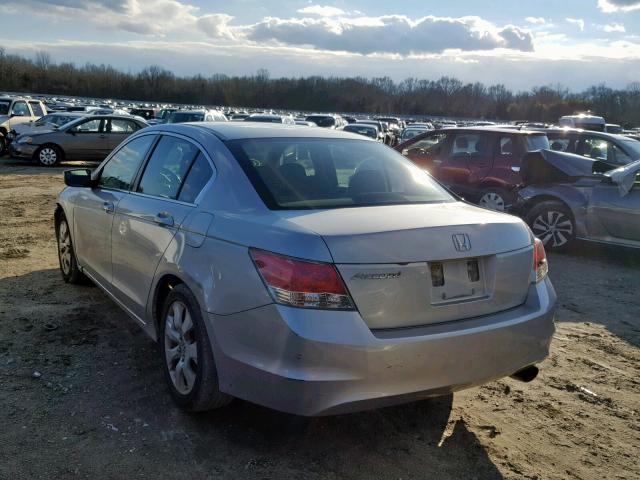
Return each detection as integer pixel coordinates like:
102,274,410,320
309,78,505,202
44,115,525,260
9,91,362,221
342,123,382,140
396,127,550,211
54,123,556,416
166,109,227,123
516,151,640,250
10,114,148,166
243,114,295,124
9,112,87,138
0,97,47,154
546,129,640,166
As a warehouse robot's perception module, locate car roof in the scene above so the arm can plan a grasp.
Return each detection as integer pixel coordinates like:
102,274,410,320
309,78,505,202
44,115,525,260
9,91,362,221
149,122,376,141
544,128,631,140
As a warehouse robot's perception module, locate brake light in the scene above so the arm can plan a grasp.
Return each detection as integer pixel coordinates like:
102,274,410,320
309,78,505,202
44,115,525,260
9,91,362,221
533,238,548,283
250,248,355,310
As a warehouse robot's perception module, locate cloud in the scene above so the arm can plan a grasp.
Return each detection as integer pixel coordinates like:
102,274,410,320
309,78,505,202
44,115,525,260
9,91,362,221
525,17,546,24
196,14,235,39
601,22,626,32
246,15,534,55
297,5,346,17
597,0,640,12
566,17,585,31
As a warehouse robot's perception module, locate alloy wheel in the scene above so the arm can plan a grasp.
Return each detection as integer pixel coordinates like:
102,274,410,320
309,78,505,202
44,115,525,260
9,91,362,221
39,148,58,166
58,219,72,275
531,210,574,248
479,192,506,211
164,301,198,395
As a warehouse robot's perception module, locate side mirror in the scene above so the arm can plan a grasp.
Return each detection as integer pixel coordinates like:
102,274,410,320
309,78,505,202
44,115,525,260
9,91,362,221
64,169,94,188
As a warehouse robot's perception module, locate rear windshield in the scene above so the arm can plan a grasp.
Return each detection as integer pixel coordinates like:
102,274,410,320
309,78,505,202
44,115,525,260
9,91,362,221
305,116,336,127
343,125,376,138
226,138,454,210
168,112,204,123
524,135,550,152
0,101,10,115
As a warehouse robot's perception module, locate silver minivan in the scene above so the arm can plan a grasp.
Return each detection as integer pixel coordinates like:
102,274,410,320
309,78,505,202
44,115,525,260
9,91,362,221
56,123,556,416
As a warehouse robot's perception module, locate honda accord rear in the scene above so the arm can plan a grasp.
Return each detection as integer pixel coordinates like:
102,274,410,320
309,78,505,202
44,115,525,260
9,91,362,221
57,123,556,416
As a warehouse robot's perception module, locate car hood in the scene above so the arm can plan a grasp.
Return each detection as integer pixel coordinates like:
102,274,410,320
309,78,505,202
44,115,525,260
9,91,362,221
520,149,616,186
0,114,9,123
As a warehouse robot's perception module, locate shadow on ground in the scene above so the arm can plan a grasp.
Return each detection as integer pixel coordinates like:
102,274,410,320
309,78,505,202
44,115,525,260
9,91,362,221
0,268,504,479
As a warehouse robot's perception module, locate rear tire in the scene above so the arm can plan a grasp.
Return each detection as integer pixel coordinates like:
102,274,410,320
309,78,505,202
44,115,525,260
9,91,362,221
35,145,62,167
56,213,87,284
525,201,576,251
478,187,514,212
159,284,232,412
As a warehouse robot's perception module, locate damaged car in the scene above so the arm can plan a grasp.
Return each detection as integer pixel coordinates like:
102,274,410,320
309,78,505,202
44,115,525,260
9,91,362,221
516,150,640,251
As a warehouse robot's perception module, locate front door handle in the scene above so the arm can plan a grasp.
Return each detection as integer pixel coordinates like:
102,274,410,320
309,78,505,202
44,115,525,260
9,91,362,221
102,201,114,214
153,212,174,227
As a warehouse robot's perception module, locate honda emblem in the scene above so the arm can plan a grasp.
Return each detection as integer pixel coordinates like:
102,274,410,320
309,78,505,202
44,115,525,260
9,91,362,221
452,234,472,252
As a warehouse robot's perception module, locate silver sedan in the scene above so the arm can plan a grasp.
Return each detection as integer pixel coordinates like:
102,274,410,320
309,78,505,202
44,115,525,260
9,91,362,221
55,123,556,416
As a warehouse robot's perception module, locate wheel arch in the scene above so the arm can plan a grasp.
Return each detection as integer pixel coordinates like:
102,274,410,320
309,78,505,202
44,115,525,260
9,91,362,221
34,143,65,161
151,273,188,341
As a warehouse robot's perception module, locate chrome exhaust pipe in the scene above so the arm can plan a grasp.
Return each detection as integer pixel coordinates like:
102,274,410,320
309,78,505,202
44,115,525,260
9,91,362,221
510,365,539,382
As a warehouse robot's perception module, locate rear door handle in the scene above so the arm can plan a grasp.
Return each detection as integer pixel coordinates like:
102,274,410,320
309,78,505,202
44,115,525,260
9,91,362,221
153,212,174,227
102,201,114,214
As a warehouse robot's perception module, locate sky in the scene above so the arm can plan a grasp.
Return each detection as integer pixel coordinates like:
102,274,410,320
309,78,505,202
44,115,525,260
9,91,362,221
1,0,639,91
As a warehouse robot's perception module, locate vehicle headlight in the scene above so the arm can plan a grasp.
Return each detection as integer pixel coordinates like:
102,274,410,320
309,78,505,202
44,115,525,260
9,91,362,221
17,136,33,144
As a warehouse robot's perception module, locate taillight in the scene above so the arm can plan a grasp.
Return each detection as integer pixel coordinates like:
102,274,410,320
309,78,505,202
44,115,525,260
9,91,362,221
533,238,548,283
249,248,355,310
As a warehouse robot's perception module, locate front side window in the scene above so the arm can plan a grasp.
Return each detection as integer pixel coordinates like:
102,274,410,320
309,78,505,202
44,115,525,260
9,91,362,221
98,135,155,190
227,138,454,210
71,119,102,133
29,102,45,117
524,135,550,152
12,101,30,116
409,133,449,155
611,144,632,165
450,133,490,156
581,137,611,161
549,137,572,152
137,136,199,199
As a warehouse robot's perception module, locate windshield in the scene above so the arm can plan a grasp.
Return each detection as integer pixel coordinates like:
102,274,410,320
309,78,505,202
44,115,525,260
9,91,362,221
0,101,10,115
306,116,335,127
525,135,550,152
620,139,640,158
167,112,204,123
226,138,454,210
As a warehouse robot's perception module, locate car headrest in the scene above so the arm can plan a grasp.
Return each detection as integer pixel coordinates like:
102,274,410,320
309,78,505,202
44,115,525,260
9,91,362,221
278,163,307,184
455,136,468,149
349,169,387,196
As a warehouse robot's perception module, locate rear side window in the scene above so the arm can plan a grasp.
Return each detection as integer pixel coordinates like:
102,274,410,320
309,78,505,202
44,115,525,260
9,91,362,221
137,136,199,199
524,135,550,152
110,119,139,133
498,136,516,155
12,101,30,116
99,135,155,190
29,102,45,117
178,153,213,203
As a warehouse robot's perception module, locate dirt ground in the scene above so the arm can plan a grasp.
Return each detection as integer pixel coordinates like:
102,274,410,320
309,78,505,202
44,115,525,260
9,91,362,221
0,158,638,480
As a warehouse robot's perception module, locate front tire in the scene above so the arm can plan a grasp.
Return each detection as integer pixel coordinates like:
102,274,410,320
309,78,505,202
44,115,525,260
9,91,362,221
160,284,232,412
56,213,86,284
35,145,62,167
525,201,576,251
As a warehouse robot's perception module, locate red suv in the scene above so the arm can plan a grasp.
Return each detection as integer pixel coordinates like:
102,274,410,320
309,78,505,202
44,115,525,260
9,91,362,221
395,127,549,211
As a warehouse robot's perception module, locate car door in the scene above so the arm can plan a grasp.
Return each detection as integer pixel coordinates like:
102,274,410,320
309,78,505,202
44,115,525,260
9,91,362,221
589,168,640,242
110,134,205,319
106,118,140,151
63,118,108,159
439,132,492,193
72,134,156,287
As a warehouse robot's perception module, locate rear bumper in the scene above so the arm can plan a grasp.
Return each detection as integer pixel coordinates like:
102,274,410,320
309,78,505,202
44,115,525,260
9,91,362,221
206,278,556,416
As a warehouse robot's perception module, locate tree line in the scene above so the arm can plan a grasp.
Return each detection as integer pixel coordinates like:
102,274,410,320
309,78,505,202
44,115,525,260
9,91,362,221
1,49,639,126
